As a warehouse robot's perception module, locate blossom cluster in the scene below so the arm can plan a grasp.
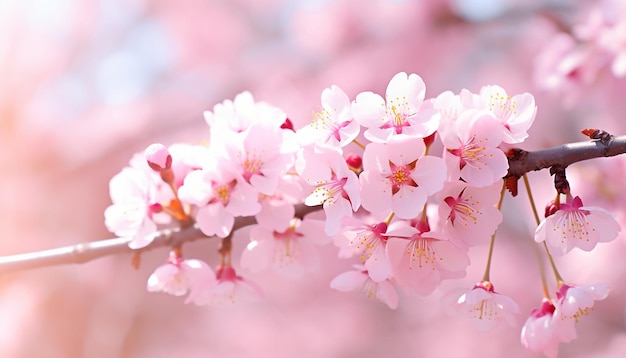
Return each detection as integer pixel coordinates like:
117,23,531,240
104,71,620,357
535,0,626,99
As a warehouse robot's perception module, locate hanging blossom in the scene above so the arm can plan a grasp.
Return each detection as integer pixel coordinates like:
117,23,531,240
521,298,576,358
240,218,330,279
333,217,392,282
186,265,264,306
147,251,216,298
359,135,446,220
385,219,470,296
437,180,503,248
296,85,360,151
439,109,508,187
330,264,399,309
295,146,361,235
555,282,609,325
450,280,520,331
535,195,621,256
352,71,439,142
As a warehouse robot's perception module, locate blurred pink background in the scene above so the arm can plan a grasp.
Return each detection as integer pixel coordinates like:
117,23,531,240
1,0,626,357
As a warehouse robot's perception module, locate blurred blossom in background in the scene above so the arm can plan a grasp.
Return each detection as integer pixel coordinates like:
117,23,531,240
1,0,626,357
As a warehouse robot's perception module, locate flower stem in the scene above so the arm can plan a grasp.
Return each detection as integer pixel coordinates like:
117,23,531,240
352,139,366,150
522,174,565,292
481,180,506,282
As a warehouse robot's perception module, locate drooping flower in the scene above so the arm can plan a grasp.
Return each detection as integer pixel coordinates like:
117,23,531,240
186,265,263,305
451,280,519,331
555,282,609,324
385,220,469,296
240,218,330,279
352,72,439,142
535,195,621,256
333,218,392,282
147,252,216,297
521,297,580,358
330,264,399,309
359,135,446,219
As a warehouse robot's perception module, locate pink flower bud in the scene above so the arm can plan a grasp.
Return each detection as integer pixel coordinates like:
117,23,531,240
345,153,362,172
280,118,295,131
145,143,172,172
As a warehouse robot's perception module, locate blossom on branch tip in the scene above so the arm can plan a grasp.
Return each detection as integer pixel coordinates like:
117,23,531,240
534,195,621,256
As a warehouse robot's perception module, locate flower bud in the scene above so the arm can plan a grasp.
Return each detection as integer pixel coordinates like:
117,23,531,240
345,153,363,172
145,143,172,172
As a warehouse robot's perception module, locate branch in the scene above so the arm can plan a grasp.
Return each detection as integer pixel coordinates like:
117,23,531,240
506,134,626,178
2,134,626,274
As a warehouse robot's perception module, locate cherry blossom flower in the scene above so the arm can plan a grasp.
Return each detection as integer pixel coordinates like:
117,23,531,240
240,218,330,279
333,218,392,282
178,156,261,238
451,280,519,331
475,85,537,144
352,72,439,142
360,135,446,219
296,85,359,150
521,297,580,358
296,146,360,235
330,264,398,309
555,282,609,324
385,221,469,296
535,195,621,256
440,109,508,187
186,265,263,306
147,252,216,297
204,90,287,133
217,122,297,195
438,180,503,248
144,143,172,172
104,166,159,249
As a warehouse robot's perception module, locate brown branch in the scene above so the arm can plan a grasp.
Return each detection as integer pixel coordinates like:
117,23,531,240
506,135,626,178
2,134,626,275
